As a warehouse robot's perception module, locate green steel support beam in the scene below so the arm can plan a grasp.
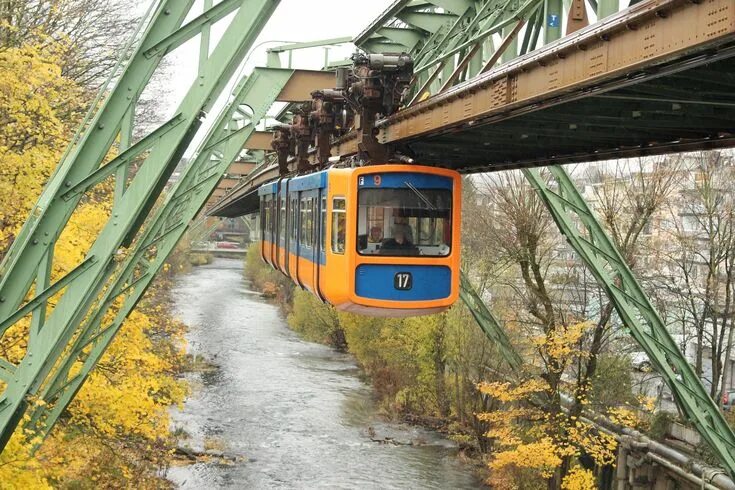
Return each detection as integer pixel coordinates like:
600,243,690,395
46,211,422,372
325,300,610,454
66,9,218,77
27,68,293,441
142,0,244,59
0,0,281,453
523,165,735,477
543,0,562,43
597,0,618,20
501,0,520,63
459,270,524,371
0,0,195,335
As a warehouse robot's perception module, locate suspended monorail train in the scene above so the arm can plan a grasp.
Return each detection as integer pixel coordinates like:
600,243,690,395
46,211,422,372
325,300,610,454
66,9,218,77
258,165,461,317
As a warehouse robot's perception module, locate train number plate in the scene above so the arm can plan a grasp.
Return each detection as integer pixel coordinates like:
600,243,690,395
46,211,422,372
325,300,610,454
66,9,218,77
394,272,413,291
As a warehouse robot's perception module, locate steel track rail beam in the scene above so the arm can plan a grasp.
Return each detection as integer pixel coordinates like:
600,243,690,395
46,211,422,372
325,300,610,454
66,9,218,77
324,0,735,160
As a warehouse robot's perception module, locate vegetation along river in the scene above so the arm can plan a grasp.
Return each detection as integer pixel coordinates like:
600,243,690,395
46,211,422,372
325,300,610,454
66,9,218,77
167,258,479,489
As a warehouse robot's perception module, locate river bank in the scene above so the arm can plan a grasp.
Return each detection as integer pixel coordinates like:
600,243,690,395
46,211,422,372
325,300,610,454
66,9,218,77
168,258,479,488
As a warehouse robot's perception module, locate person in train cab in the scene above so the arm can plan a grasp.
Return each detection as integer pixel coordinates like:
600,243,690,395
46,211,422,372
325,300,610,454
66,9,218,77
381,229,418,255
393,215,414,242
369,226,383,243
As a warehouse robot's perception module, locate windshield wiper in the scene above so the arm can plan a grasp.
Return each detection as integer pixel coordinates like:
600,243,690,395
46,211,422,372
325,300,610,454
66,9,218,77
405,181,436,210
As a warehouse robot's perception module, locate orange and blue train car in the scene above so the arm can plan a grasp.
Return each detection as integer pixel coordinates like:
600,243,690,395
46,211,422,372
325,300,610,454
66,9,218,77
258,164,461,317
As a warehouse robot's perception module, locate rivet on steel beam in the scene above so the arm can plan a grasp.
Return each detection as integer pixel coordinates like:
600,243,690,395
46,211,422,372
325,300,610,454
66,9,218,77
0,297,5,303
164,8,171,15
65,181,72,188
32,239,38,245
98,122,105,129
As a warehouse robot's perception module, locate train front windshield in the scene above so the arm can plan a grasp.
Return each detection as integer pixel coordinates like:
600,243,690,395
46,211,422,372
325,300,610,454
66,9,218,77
357,187,452,257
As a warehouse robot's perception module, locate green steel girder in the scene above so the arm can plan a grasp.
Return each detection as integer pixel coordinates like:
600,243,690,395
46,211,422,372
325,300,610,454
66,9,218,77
523,165,735,477
354,0,628,103
0,0,281,453
459,270,524,371
427,0,475,14
27,68,294,441
0,1,196,335
397,11,457,36
376,27,425,51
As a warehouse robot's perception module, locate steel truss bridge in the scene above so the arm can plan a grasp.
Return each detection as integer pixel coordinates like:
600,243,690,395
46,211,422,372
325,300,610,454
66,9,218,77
0,0,733,484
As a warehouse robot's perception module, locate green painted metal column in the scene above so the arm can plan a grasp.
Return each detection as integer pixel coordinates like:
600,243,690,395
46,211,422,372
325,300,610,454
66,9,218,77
543,0,562,43
27,68,295,442
501,0,520,63
523,165,735,478
460,270,523,371
597,0,618,20
0,0,281,452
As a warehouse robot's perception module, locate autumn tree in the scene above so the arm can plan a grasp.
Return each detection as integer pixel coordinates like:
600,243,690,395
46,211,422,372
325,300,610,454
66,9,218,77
0,0,138,89
0,3,188,486
652,151,735,399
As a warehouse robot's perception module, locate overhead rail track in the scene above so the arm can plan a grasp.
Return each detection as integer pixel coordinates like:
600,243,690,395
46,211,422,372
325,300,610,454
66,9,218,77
211,0,735,218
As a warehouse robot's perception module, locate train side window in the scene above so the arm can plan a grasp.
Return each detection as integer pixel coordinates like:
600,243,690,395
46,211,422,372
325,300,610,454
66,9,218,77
260,197,265,240
320,195,327,252
269,199,275,240
291,197,298,242
264,198,271,238
279,197,286,241
332,197,346,254
307,197,314,247
300,197,308,247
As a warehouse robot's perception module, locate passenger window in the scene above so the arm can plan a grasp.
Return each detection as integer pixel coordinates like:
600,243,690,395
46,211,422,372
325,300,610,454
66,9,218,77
291,198,298,241
260,197,265,237
279,198,286,241
321,196,327,252
300,198,308,247
332,198,346,254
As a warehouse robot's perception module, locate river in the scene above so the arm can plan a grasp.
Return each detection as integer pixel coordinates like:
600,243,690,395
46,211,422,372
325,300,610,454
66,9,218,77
167,258,479,489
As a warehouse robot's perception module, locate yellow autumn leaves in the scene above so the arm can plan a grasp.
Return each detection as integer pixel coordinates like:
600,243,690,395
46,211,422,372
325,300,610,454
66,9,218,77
0,38,189,487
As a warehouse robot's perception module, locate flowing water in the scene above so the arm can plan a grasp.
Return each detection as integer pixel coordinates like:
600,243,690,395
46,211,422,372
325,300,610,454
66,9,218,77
167,258,479,489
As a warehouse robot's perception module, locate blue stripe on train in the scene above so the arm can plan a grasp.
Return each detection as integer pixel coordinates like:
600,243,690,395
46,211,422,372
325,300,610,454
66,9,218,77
355,264,451,301
358,172,453,190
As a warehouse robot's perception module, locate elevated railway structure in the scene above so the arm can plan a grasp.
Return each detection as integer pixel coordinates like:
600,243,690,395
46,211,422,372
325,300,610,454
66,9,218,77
0,0,734,485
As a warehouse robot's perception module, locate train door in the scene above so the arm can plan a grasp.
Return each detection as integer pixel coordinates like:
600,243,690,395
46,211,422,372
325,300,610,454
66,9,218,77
270,191,279,267
258,196,266,262
312,192,327,301
289,193,298,281
294,192,304,288
284,180,290,274
277,184,287,273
